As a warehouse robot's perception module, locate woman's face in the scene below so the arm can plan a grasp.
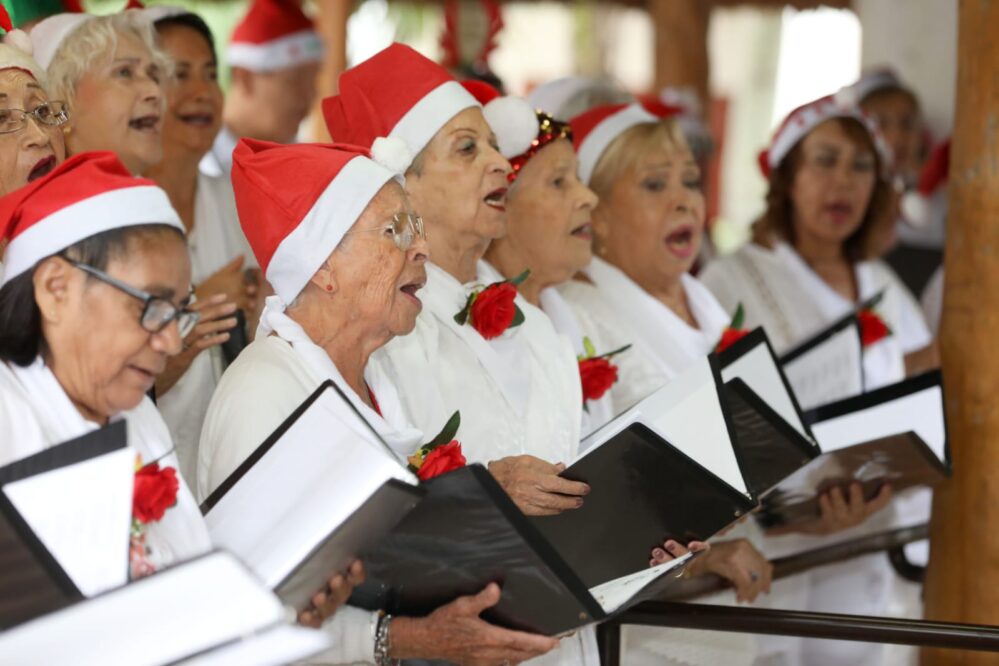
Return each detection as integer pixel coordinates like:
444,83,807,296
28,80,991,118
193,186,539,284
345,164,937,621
0,69,65,195
39,230,191,421
789,119,877,248
594,139,705,291
501,139,598,285
404,107,511,252
68,32,164,175
157,24,222,159
326,182,430,339
861,90,921,182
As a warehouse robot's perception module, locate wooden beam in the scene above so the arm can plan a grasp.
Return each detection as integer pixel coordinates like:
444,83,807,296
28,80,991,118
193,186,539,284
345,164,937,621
922,0,999,663
307,0,350,142
649,0,710,105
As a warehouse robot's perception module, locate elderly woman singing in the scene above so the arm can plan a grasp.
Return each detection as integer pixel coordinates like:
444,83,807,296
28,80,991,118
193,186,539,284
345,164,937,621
197,140,557,666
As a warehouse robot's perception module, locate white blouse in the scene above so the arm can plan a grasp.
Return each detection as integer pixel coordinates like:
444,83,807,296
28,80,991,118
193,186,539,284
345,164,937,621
700,241,932,391
0,357,212,572
368,261,598,666
157,164,256,486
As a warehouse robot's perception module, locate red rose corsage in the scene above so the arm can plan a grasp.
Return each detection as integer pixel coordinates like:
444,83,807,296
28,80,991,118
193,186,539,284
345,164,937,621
577,337,631,410
408,411,467,481
130,455,180,579
715,303,751,354
454,270,529,340
857,308,893,347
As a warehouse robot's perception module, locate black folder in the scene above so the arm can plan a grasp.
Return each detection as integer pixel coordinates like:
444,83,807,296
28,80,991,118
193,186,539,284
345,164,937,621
202,379,424,611
0,423,126,628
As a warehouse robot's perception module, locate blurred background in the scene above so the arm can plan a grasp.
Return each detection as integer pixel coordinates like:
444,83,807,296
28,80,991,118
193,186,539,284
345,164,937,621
84,0,957,253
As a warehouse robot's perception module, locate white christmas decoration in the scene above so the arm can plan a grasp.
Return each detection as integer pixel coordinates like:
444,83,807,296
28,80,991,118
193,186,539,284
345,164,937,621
371,136,414,175
483,96,538,158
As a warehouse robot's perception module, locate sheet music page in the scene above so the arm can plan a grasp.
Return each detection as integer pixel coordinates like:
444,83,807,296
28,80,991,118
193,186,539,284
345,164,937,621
641,359,749,495
721,342,808,438
3,447,133,597
205,387,417,589
811,386,946,461
782,326,863,410
0,552,288,666
588,552,692,613
183,625,330,666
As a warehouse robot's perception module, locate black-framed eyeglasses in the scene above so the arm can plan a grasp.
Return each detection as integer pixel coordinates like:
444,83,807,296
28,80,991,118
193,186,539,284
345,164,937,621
0,101,70,135
344,212,426,251
68,260,199,338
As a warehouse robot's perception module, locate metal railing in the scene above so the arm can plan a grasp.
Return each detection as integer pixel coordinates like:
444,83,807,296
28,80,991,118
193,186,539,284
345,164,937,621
597,524,999,665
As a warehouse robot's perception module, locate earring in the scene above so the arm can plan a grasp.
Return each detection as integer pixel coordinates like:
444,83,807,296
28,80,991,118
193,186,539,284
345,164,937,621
325,284,333,292
62,125,72,136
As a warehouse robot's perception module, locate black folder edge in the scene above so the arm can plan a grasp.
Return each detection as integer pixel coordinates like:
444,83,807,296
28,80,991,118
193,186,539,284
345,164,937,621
0,489,83,625
725,377,822,462
707,353,761,506
201,379,408,513
717,327,815,442
0,420,128,486
803,369,951,471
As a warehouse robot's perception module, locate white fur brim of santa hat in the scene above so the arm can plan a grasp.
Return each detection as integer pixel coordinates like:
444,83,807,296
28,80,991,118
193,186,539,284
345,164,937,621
0,40,46,85
227,0,323,72
843,68,908,105
232,139,403,305
28,12,90,70
322,43,480,174
1,151,182,287
570,103,657,186
759,93,892,178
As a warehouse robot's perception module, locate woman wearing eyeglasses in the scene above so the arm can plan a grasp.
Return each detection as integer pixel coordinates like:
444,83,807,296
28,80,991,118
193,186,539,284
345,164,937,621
0,150,361,633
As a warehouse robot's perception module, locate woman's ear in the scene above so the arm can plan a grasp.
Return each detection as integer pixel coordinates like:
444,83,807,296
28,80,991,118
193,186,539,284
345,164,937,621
309,256,338,295
32,256,73,324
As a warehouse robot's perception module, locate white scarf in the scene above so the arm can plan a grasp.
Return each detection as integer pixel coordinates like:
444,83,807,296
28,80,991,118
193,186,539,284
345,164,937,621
256,296,424,458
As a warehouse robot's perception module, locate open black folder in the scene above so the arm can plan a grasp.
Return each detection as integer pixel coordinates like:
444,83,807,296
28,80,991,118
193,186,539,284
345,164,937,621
0,422,130,629
201,379,424,612
757,371,950,528
352,357,759,636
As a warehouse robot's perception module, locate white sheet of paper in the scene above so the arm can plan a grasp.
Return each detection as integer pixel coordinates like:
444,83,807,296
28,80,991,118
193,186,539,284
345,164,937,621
0,552,295,666
783,325,863,411
588,552,692,613
721,341,808,438
3,447,133,597
182,624,330,666
579,358,749,496
811,385,946,461
205,386,417,590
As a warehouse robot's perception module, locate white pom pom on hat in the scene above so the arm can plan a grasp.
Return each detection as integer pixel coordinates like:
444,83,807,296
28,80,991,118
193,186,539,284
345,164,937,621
371,136,414,175
482,96,538,158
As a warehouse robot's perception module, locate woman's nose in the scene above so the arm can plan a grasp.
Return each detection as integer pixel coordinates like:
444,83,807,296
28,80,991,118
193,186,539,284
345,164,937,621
22,113,51,147
408,231,430,263
152,319,184,356
485,144,512,178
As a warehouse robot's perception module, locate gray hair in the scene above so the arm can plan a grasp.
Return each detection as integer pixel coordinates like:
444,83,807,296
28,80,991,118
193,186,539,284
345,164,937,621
46,11,172,110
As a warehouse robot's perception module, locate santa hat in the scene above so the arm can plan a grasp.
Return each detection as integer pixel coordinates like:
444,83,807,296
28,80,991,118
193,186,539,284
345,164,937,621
758,94,891,178
322,43,480,174
570,103,657,186
900,138,949,228
29,12,92,69
228,0,323,73
841,68,910,106
0,5,44,83
1,0,84,30
231,139,402,305
0,151,182,287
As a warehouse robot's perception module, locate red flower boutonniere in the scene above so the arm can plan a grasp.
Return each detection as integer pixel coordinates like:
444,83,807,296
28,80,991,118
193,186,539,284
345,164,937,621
857,308,893,347
577,337,631,409
408,411,467,481
715,303,751,354
454,270,529,340
130,455,180,579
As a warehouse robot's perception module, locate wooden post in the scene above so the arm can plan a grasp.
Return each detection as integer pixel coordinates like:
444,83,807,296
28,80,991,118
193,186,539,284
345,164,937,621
922,1,999,664
307,0,350,142
648,0,710,106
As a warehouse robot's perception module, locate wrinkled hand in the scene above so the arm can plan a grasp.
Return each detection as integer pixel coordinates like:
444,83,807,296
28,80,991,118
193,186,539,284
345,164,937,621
780,483,893,536
688,539,773,603
649,539,709,567
196,255,257,313
488,455,589,516
390,583,559,665
298,560,365,628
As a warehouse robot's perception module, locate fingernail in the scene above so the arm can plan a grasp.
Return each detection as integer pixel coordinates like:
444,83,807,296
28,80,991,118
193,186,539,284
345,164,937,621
582,484,591,495
653,548,666,559
575,498,584,507
664,540,677,551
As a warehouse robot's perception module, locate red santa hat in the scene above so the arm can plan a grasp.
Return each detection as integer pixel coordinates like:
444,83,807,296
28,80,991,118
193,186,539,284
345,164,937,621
900,138,949,228
231,139,402,305
227,0,323,73
0,151,182,287
758,93,891,178
570,102,657,185
322,43,480,174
